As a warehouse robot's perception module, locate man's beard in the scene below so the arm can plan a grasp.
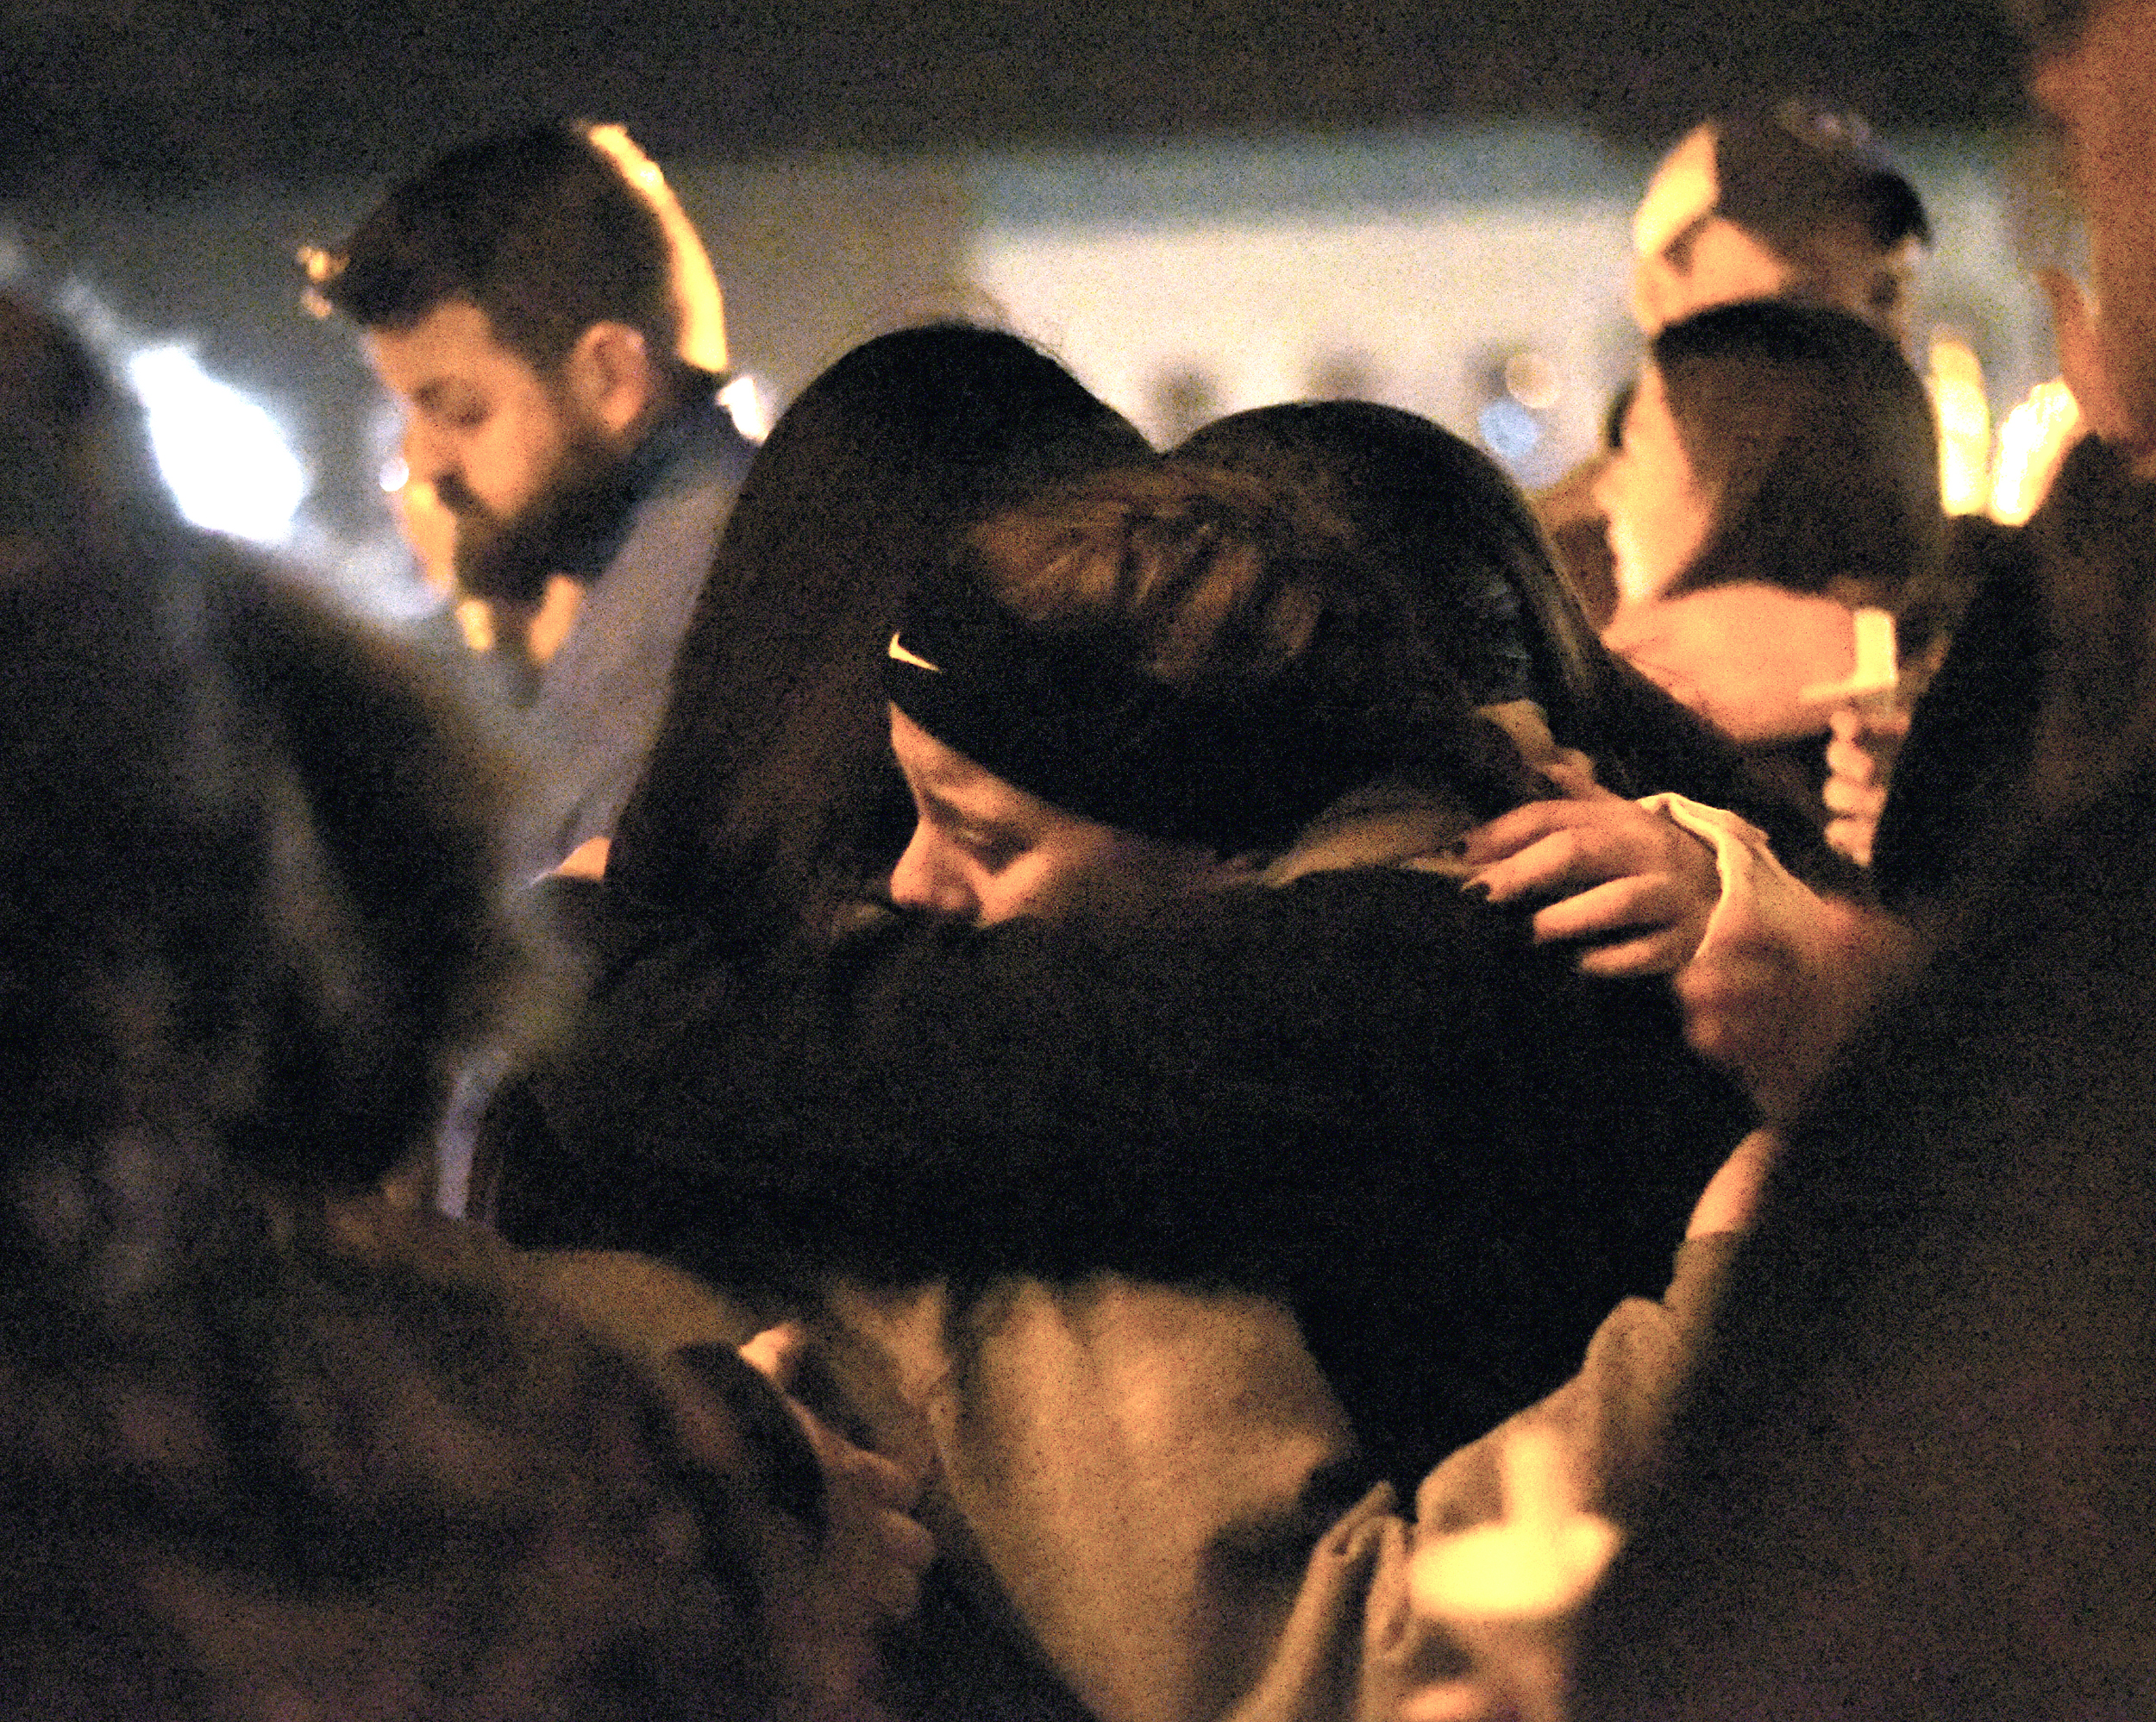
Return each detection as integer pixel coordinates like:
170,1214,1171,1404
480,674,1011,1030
441,425,638,604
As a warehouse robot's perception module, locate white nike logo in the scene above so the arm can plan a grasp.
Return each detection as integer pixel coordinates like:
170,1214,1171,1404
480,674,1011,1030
887,632,941,673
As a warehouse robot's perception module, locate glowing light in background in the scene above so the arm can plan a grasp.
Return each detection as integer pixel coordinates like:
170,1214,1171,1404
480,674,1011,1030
1475,346,1561,478
1477,398,1543,462
125,343,309,544
718,373,774,443
1927,331,1991,517
583,122,730,375
1503,350,1560,411
1989,378,2082,525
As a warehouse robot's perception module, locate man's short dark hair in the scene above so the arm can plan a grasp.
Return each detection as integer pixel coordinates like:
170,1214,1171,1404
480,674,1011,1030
316,122,678,372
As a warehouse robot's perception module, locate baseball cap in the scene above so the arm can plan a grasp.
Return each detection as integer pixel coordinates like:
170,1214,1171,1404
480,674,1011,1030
1634,102,1931,263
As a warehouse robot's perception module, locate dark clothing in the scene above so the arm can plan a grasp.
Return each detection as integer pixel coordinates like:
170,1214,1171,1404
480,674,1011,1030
1738,727,1836,845
498,865,1753,1493
1578,743,2156,1722
1574,437,2156,1721
1871,518,2046,912
4,1186,805,1721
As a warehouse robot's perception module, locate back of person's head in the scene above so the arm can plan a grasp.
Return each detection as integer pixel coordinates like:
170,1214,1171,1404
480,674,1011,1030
1175,399,1774,807
889,461,1544,858
314,121,704,373
0,291,162,543
0,300,815,1720
1673,103,1928,261
0,312,500,1365
0,547,815,1719
1652,297,1945,606
0,554,527,1243
1175,401,1609,749
0,297,525,1219
608,322,1152,917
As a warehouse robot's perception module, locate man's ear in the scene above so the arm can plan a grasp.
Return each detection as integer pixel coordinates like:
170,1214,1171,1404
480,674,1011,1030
562,321,659,442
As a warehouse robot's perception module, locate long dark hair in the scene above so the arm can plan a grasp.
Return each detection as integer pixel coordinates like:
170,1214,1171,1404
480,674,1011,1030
606,322,1151,922
1177,401,1608,745
1652,298,1944,609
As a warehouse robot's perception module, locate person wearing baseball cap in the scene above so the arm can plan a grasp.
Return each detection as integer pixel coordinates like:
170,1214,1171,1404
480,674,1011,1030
1629,102,1931,347
1539,101,1932,626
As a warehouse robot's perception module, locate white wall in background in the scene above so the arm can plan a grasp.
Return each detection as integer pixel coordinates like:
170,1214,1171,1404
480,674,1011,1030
968,130,2050,485
973,200,1635,479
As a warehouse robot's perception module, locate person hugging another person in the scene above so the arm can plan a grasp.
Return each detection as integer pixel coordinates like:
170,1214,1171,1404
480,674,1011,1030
484,323,1156,1249
1595,298,1946,837
532,440,1754,1722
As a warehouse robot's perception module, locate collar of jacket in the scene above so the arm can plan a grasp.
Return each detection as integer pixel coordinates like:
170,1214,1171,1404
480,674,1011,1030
1261,699,1595,886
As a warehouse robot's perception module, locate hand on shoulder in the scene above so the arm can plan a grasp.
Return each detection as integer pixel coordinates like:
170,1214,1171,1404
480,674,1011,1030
1459,761,1722,978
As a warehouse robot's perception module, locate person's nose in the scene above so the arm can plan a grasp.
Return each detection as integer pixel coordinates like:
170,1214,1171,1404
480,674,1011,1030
401,421,459,493
888,823,978,921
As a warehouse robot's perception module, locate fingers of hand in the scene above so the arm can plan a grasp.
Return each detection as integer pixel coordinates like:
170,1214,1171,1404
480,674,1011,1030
1457,798,1600,871
811,1492,932,1637
1823,816,1876,868
856,1441,925,1514
1466,804,1695,903
790,1399,934,1623
815,1507,931,1626
791,1394,930,1516
1572,929,1693,978
865,1507,936,1616
739,1321,808,1390
1821,772,1886,817
1822,731,1879,785
1526,872,1681,943
1531,875,1706,975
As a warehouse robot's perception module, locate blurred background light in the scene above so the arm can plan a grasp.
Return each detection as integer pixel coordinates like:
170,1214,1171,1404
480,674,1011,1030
1477,397,1543,463
1927,330,1992,516
1990,378,2082,526
718,373,774,443
1504,350,1560,410
124,343,309,544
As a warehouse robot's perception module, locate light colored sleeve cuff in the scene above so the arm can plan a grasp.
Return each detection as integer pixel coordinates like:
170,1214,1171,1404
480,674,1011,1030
1636,790,1837,997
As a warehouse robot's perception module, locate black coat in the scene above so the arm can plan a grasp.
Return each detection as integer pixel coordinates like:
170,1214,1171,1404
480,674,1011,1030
499,865,1752,1492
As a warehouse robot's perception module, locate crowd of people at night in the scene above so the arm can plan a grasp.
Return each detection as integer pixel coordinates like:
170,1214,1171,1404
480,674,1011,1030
4,0,2156,1714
